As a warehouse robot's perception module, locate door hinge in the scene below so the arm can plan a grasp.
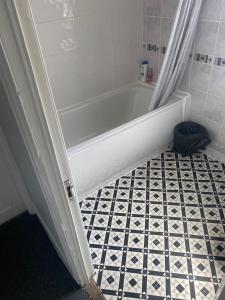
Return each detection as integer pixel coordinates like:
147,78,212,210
64,179,74,201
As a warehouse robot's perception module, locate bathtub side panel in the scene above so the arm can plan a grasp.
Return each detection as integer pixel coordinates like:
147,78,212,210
69,98,190,199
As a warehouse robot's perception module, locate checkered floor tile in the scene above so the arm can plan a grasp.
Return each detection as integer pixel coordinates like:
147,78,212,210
81,151,225,299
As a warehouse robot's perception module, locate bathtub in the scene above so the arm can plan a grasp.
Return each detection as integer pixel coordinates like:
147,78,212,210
59,82,191,199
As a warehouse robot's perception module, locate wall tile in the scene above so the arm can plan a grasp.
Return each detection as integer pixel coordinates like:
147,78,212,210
45,51,83,109
190,62,211,93
200,0,223,21
143,17,161,45
215,22,225,57
194,21,219,55
202,118,222,147
75,0,107,16
222,1,225,21
143,0,161,17
205,93,225,124
114,59,139,89
75,14,111,48
161,0,179,18
189,89,206,118
36,18,77,57
161,18,174,47
209,66,225,99
111,0,141,42
218,126,225,148
29,0,76,23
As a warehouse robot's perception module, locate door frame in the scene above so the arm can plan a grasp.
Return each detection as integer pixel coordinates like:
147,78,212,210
0,0,101,295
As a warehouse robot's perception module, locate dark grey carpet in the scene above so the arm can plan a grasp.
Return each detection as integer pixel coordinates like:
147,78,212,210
0,212,89,300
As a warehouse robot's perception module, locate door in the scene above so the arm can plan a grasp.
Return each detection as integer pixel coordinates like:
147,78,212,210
0,0,95,290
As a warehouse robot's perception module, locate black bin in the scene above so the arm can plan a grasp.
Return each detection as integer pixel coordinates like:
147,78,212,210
173,121,211,156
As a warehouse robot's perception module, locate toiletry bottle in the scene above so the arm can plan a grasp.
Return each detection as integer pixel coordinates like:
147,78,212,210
146,67,153,83
139,60,148,82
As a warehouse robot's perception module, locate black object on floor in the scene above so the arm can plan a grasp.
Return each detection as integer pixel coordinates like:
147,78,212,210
173,121,211,156
0,212,88,300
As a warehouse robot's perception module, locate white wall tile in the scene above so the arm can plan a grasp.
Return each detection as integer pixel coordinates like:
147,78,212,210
200,0,224,21
161,0,179,18
190,62,211,93
143,17,161,46
189,89,206,118
111,0,141,43
205,93,225,124
194,21,219,55
202,118,222,147
209,66,225,99
29,0,76,23
113,39,140,87
75,14,111,48
215,22,225,57
36,18,77,57
143,0,161,17
221,0,225,21
45,51,83,109
218,125,225,148
75,0,107,16
161,18,173,47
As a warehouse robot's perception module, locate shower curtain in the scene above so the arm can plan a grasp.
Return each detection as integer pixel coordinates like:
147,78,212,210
148,0,203,111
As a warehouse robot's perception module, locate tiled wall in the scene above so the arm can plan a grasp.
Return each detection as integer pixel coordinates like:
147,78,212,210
180,0,225,152
143,0,179,82
29,0,142,111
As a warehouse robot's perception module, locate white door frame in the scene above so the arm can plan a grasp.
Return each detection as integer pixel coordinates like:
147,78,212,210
0,0,97,292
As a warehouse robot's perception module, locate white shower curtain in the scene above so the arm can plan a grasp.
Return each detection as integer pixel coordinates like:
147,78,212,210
148,0,203,111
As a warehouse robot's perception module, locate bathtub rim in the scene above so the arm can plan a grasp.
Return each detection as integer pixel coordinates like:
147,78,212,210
67,87,191,158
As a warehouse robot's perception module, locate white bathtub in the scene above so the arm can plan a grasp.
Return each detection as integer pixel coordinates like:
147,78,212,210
59,82,191,199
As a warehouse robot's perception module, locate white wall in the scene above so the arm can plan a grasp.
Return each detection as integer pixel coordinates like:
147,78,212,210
0,128,26,224
29,0,143,111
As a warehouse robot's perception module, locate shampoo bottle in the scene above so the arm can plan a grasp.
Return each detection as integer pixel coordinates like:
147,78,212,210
139,60,148,82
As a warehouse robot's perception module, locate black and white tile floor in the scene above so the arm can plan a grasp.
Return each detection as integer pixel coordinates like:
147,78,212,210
80,151,225,300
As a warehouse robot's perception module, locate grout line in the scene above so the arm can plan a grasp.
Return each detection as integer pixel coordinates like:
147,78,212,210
35,11,105,25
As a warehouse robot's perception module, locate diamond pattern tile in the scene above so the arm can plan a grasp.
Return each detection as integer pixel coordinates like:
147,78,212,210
81,151,225,299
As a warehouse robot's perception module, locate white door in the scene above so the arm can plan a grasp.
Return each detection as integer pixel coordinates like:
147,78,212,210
0,0,94,288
